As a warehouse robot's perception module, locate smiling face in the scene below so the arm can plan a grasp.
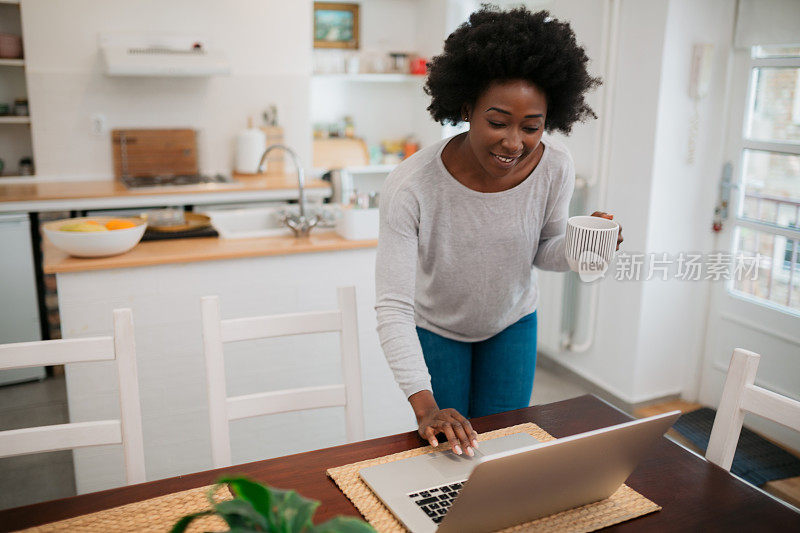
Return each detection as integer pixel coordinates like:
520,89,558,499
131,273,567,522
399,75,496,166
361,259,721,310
463,79,547,182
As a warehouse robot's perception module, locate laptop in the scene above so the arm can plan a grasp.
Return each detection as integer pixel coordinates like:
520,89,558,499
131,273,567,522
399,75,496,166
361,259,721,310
359,411,680,533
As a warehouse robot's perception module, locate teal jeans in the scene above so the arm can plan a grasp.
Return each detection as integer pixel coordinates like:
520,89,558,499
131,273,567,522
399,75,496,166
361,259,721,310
416,312,537,418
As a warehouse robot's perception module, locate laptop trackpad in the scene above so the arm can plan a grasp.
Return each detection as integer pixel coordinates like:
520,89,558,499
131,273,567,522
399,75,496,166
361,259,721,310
426,433,541,477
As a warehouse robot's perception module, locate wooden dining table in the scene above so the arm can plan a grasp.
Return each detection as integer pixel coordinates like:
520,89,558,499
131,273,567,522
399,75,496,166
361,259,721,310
2,394,798,532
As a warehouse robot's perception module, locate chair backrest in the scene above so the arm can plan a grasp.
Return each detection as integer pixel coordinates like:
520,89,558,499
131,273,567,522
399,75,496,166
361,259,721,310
706,348,800,470
201,286,365,468
0,308,146,484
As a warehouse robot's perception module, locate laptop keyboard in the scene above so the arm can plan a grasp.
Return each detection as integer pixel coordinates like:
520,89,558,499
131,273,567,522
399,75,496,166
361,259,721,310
408,481,466,524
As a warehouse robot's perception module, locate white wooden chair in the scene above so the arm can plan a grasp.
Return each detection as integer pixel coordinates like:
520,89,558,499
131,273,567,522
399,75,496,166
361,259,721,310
0,308,146,484
201,286,365,468
706,348,800,471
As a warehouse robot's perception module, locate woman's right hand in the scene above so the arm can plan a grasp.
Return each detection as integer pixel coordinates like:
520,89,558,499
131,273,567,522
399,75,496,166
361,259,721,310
409,390,478,456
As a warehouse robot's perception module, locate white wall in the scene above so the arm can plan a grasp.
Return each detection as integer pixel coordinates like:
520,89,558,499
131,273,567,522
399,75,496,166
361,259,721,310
635,0,735,400
538,0,736,405
20,0,312,179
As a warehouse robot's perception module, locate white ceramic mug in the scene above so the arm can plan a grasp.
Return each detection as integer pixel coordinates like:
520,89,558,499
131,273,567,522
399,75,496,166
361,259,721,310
565,215,620,281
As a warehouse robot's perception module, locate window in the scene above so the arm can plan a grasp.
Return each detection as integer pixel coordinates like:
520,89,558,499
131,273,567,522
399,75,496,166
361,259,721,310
730,45,800,313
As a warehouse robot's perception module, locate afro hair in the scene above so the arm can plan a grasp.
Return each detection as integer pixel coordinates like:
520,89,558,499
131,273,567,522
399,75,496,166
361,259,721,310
424,5,601,135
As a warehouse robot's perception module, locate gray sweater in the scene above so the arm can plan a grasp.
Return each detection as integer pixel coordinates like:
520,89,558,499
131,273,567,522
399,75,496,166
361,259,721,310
375,135,574,398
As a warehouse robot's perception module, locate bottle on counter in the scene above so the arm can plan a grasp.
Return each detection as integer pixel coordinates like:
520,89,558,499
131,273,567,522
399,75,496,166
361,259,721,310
344,116,355,139
235,117,267,175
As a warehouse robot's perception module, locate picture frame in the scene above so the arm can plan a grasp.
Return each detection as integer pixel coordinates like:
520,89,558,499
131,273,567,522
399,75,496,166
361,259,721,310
314,2,360,50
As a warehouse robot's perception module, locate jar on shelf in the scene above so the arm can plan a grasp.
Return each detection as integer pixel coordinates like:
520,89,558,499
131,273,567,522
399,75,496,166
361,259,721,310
0,33,22,59
18,157,34,176
13,99,28,117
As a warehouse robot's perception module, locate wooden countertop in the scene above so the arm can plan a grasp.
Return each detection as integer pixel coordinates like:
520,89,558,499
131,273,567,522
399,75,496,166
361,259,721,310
0,174,328,203
43,231,377,274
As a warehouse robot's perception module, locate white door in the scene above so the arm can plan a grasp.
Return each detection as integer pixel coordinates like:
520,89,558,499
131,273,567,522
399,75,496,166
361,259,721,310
700,45,800,450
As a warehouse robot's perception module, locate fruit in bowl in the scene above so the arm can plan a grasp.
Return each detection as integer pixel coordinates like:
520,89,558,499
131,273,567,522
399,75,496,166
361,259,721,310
43,217,147,258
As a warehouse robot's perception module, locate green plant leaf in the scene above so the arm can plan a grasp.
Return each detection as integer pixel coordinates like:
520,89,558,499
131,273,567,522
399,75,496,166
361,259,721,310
214,499,269,531
169,510,215,533
261,487,319,532
312,516,377,533
219,476,274,525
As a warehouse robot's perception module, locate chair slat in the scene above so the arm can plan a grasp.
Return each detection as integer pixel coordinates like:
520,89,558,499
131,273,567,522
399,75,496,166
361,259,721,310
0,420,121,458
201,296,233,469
113,308,147,484
338,286,365,442
220,310,341,343
227,385,347,420
743,384,800,432
0,337,114,370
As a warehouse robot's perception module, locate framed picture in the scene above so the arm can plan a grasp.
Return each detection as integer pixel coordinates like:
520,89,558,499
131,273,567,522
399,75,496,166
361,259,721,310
314,2,360,49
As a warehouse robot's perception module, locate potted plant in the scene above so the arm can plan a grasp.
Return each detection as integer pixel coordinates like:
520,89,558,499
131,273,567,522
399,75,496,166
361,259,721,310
172,476,375,533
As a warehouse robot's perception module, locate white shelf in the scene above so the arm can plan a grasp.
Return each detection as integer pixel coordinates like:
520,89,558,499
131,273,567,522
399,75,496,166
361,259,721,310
0,116,30,124
0,59,24,67
312,73,424,83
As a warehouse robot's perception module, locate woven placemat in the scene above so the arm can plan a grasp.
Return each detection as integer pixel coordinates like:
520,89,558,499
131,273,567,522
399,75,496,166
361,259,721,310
327,423,661,532
21,483,232,533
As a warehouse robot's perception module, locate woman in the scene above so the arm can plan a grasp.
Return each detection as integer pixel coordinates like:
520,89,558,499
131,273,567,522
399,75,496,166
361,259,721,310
375,6,622,457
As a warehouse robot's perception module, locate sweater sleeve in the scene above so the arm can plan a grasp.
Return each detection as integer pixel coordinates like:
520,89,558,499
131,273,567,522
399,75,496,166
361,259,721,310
374,184,432,398
533,157,575,272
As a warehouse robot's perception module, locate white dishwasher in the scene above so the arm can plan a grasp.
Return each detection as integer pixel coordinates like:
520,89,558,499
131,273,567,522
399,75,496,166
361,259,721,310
0,213,45,385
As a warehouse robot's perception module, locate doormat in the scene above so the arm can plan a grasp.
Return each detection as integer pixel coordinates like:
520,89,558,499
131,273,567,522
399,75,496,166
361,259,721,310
673,407,800,486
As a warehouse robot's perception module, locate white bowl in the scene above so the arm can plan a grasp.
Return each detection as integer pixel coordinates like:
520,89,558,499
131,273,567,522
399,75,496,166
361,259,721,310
43,217,147,258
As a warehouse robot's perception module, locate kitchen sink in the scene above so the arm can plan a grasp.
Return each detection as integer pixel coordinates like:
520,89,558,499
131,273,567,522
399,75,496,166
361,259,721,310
200,205,338,239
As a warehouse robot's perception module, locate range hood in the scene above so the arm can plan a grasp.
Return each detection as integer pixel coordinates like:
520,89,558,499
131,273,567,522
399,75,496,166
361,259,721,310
99,33,230,77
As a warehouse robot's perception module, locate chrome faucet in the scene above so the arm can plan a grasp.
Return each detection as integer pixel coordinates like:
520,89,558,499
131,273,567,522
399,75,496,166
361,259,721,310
257,144,318,238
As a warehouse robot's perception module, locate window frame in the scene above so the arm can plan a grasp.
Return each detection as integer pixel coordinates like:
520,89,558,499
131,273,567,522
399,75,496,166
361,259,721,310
728,49,800,313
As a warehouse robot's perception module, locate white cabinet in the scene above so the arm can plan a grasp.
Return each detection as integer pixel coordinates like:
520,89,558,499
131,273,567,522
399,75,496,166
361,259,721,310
0,213,45,385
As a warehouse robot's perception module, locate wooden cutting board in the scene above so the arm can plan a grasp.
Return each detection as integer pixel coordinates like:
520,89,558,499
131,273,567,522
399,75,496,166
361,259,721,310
112,129,198,178
312,138,369,169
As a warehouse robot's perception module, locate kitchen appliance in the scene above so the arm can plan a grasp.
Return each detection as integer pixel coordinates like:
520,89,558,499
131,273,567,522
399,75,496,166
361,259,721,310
0,214,45,385
120,173,234,189
99,33,229,77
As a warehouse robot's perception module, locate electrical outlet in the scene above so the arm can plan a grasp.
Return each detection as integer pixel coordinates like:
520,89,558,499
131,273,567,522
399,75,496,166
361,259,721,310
90,113,107,136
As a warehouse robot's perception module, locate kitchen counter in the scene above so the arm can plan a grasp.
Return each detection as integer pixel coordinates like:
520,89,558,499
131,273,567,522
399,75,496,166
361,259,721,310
0,174,331,213
43,231,377,274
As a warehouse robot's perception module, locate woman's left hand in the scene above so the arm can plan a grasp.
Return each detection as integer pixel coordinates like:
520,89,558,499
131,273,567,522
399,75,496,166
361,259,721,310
590,211,623,250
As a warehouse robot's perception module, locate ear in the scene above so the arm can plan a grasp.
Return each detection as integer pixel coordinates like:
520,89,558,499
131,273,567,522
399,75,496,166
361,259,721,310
461,104,472,122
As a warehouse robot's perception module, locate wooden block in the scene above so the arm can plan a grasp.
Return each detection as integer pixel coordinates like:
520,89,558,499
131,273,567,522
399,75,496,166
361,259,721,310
259,125,285,175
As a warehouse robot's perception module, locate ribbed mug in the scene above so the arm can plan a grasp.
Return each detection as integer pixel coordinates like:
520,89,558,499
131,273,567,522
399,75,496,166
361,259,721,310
565,216,619,281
